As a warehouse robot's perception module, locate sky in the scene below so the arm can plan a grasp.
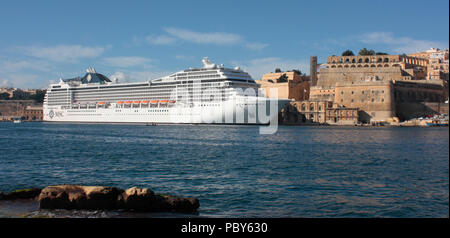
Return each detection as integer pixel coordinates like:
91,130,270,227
0,0,448,89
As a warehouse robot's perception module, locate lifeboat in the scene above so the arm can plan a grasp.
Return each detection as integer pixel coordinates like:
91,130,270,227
97,102,106,105
125,101,132,104
169,100,176,104
133,100,141,104
160,100,169,103
117,101,124,104
141,100,150,104
150,100,159,104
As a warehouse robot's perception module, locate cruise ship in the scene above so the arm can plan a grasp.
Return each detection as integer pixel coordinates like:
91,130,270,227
43,58,290,124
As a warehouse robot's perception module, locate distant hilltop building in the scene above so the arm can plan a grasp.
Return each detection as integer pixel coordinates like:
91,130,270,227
408,48,449,81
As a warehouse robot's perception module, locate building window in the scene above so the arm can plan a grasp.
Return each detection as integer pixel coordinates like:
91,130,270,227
310,104,314,111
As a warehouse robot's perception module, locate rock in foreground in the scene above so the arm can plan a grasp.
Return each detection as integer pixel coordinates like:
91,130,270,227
38,185,199,213
1,188,42,200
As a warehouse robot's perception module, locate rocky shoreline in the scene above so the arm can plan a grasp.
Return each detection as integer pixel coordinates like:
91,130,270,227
0,185,199,215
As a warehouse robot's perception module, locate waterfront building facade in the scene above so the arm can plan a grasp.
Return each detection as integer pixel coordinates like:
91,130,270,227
0,100,42,121
24,106,43,121
283,100,358,125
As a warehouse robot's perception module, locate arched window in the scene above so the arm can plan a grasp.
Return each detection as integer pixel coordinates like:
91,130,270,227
358,58,363,63
384,58,389,62
310,103,314,111
352,58,356,63
301,104,306,111
365,58,370,63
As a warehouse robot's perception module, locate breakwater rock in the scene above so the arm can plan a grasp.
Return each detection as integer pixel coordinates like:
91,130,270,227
37,185,199,213
0,188,42,200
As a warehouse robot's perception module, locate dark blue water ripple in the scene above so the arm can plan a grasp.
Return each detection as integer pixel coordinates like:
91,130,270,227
0,123,448,217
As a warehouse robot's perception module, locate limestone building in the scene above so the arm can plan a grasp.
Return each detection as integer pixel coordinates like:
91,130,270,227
257,69,310,101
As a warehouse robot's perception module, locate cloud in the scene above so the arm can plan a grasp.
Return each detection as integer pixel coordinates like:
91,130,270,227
359,32,448,54
109,71,126,82
244,42,269,51
231,57,309,80
175,55,195,61
18,45,107,62
145,35,177,45
164,27,243,45
137,27,268,51
1,73,41,89
317,32,448,55
0,78,12,88
103,56,153,68
0,60,52,73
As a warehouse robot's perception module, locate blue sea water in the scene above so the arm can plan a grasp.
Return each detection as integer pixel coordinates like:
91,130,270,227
0,122,448,217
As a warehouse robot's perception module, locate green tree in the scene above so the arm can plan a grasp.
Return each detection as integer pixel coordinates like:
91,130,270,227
292,69,302,75
342,50,355,56
375,52,388,55
277,74,288,83
30,90,46,103
11,89,31,100
0,92,10,100
358,48,375,56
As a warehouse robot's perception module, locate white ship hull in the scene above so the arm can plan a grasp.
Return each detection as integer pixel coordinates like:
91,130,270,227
44,97,290,124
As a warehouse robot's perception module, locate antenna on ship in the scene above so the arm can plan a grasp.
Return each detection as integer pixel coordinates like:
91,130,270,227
86,67,96,73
